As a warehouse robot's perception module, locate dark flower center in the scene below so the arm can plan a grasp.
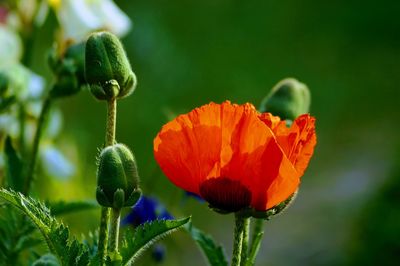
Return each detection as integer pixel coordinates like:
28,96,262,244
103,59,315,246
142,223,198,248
199,178,251,212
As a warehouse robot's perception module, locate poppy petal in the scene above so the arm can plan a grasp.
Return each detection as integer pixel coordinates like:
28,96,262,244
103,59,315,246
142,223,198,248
154,102,222,194
260,113,317,176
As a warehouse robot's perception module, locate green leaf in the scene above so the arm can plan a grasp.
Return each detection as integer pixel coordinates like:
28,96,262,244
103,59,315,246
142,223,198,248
186,224,228,266
245,232,263,266
0,205,42,264
48,200,98,216
120,217,191,265
0,188,90,266
4,136,25,191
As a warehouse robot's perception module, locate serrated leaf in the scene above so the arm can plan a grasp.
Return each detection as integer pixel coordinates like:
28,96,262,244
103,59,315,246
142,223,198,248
4,136,25,191
48,200,99,216
186,224,228,266
121,217,191,266
0,188,90,266
0,205,42,264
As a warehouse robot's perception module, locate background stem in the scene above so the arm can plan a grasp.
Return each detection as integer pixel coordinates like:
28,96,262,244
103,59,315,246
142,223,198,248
251,219,264,248
24,97,52,195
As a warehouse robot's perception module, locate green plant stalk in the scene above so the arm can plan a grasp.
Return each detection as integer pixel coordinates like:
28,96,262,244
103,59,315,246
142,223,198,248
98,98,117,265
18,103,26,156
24,97,52,195
109,208,121,255
232,213,245,266
240,217,250,266
251,219,264,248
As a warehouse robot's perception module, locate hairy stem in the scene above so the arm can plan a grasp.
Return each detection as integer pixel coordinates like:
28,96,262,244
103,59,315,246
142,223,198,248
98,98,117,265
24,97,52,195
98,207,110,265
105,99,117,146
109,208,121,254
232,213,245,266
240,217,250,266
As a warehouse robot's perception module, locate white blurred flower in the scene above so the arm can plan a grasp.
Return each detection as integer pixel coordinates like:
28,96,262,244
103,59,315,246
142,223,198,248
41,144,75,180
0,63,45,101
53,0,131,41
0,25,22,67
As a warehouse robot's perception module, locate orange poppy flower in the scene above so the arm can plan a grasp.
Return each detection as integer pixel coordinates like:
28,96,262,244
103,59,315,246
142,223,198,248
154,101,316,212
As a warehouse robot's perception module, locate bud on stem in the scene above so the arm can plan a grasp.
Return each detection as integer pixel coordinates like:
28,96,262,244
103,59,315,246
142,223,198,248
85,31,136,101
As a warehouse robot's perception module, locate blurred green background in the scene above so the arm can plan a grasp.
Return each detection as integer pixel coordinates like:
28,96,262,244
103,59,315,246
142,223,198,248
29,0,400,265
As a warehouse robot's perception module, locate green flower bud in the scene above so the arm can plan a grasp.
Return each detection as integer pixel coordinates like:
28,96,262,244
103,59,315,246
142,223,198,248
64,42,86,85
96,143,141,208
47,43,86,98
259,78,310,120
49,68,79,98
85,31,136,100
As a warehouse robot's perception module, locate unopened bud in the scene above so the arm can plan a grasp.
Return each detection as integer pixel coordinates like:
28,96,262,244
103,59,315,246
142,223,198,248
96,143,141,208
259,78,310,120
85,31,136,100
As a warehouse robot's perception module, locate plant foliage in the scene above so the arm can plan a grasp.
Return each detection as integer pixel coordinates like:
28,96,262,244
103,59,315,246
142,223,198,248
120,217,191,265
0,188,90,266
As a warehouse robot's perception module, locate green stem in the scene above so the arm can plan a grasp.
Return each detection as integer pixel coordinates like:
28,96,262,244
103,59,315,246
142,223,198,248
18,103,26,156
232,213,245,266
98,207,110,265
106,99,117,146
98,98,117,265
23,97,52,195
240,217,250,266
109,208,121,255
251,219,264,248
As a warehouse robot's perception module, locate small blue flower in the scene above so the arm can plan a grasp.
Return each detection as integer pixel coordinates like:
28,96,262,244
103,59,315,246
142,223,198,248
122,195,173,263
122,195,173,226
152,244,166,263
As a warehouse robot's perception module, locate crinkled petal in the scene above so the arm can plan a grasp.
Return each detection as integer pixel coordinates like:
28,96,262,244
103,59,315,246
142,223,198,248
259,113,317,176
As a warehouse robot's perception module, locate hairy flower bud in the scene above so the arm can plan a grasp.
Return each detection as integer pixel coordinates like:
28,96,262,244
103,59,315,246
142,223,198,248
259,78,310,120
85,31,136,100
96,143,141,208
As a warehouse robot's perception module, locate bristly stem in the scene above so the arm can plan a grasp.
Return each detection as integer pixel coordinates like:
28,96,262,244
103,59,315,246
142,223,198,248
98,207,110,265
106,99,117,146
24,97,52,195
240,217,250,266
98,98,117,265
109,208,122,259
232,213,245,266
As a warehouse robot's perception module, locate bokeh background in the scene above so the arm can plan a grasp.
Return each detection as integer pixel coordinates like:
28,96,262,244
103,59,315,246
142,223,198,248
26,0,400,265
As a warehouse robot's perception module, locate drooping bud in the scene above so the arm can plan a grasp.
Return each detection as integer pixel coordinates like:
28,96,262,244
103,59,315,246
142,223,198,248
96,143,141,208
259,78,310,120
85,31,136,100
